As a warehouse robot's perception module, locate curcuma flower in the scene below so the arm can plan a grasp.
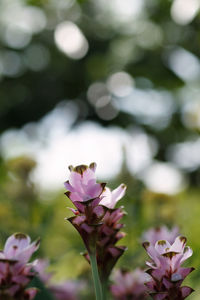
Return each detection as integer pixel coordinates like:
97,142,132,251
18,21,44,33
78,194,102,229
143,236,194,300
64,163,126,254
64,162,127,294
64,163,105,204
110,268,150,300
0,233,40,300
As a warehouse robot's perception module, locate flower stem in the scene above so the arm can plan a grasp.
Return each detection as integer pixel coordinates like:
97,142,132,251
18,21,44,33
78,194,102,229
89,253,103,300
102,280,107,300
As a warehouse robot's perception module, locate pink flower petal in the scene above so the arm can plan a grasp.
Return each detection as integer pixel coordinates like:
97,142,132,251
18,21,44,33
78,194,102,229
155,240,171,255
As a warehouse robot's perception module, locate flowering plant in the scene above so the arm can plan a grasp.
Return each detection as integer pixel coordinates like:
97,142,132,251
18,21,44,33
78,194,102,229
1,161,196,300
143,236,194,299
0,233,40,300
64,163,127,299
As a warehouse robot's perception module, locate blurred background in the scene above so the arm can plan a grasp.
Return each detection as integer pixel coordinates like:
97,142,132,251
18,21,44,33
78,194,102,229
0,0,200,298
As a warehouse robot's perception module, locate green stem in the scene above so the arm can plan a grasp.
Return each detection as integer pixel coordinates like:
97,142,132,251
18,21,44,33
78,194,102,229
89,253,103,300
102,280,107,300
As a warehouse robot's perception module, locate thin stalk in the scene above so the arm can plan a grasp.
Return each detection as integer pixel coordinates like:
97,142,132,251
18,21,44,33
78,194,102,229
89,253,103,300
102,280,107,300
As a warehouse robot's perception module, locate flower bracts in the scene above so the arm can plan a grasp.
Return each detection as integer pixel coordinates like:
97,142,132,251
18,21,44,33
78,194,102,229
64,163,127,279
0,233,40,300
143,236,194,300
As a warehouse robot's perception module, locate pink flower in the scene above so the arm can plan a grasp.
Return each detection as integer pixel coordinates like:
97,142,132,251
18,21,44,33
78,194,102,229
49,281,84,300
64,163,105,203
33,259,53,284
64,162,127,279
142,226,179,246
143,236,194,299
144,236,192,275
2,232,40,263
0,233,40,300
100,184,127,209
110,268,150,300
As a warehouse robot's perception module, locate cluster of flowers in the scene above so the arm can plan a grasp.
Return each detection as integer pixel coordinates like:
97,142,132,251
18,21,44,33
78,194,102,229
1,162,195,300
0,233,39,299
64,163,195,300
110,226,194,300
0,234,84,300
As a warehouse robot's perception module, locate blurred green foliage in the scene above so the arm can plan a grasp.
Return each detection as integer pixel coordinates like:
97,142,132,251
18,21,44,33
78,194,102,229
0,0,199,186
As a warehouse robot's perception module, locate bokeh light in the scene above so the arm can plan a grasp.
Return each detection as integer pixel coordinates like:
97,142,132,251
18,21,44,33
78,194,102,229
54,21,89,59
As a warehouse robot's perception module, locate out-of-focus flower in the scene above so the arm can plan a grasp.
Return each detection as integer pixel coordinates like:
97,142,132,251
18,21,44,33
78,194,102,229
33,259,53,284
110,268,150,300
143,236,194,299
0,233,40,300
1,232,40,263
34,259,84,300
142,225,179,245
49,281,84,300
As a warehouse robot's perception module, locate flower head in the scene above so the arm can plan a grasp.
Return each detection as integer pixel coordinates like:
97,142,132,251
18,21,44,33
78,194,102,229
64,162,127,279
143,235,194,299
64,163,105,203
0,233,40,300
143,236,192,276
2,232,40,263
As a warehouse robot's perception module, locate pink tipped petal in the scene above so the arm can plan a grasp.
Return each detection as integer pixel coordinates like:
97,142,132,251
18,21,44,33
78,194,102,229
89,162,97,171
86,183,103,199
100,184,126,209
111,184,127,203
64,181,75,192
169,236,187,253
180,246,193,264
15,239,40,263
99,188,112,207
68,192,84,202
4,233,31,258
143,243,161,267
65,163,105,203
155,240,171,255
